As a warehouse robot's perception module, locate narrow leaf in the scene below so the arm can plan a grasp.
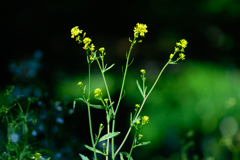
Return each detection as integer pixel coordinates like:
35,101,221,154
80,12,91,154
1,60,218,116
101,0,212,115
128,58,134,67
105,63,115,72
88,104,106,109
84,145,105,155
134,141,152,148
99,132,120,142
79,154,89,160
120,152,133,160
119,152,124,160
136,80,144,97
74,98,85,102
169,62,177,64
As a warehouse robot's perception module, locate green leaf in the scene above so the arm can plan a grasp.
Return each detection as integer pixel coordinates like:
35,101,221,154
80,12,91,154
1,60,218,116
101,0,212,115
136,80,144,97
120,152,133,160
108,108,114,123
105,63,115,72
84,145,105,155
74,98,86,102
99,132,120,142
88,104,107,109
119,152,124,160
134,141,152,148
169,62,177,64
79,153,89,160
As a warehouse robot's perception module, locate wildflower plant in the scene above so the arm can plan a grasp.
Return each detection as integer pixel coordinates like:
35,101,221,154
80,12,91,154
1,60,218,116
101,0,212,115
71,23,188,160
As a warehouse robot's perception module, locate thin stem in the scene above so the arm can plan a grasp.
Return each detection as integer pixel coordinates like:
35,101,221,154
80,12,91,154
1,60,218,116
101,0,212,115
86,54,98,160
96,59,114,160
114,126,132,157
128,131,137,160
115,60,170,156
135,61,170,119
96,59,115,115
112,38,137,159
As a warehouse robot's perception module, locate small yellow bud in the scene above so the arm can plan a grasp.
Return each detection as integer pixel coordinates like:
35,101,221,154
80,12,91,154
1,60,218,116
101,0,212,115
170,54,174,59
142,116,149,125
138,40,142,43
139,134,143,139
100,123,103,127
136,120,140,124
77,82,83,86
103,143,106,146
99,47,105,54
94,88,102,99
179,53,185,60
135,104,140,108
90,44,95,51
89,55,94,60
140,69,146,75
104,98,108,103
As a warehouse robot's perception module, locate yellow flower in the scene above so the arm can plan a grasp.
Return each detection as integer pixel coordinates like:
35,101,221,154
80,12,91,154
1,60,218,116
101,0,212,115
99,47,105,54
179,53,185,60
170,54,174,59
134,23,148,38
180,39,188,48
82,37,92,50
90,43,95,51
135,104,140,108
34,153,42,160
83,37,92,44
142,116,149,125
89,55,94,60
71,26,83,38
140,69,146,75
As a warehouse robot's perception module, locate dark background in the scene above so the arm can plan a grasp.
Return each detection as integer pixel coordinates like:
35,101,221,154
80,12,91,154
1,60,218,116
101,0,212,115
1,0,240,159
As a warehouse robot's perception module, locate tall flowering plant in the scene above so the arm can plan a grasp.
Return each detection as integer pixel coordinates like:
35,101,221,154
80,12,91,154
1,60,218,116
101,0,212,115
71,23,188,160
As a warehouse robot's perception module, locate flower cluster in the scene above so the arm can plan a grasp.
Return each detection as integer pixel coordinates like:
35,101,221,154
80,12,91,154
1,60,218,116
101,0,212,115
133,23,148,38
70,26,96,53
169,39,188,61
134,115,149,130
94,88,102,100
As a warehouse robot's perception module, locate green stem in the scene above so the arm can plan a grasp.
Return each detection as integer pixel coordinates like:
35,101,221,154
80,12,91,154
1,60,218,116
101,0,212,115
96,59,114,160
115,60,170,157
112,38,137,159
128,131,137,160
86,54,98,160
135,61,170,119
